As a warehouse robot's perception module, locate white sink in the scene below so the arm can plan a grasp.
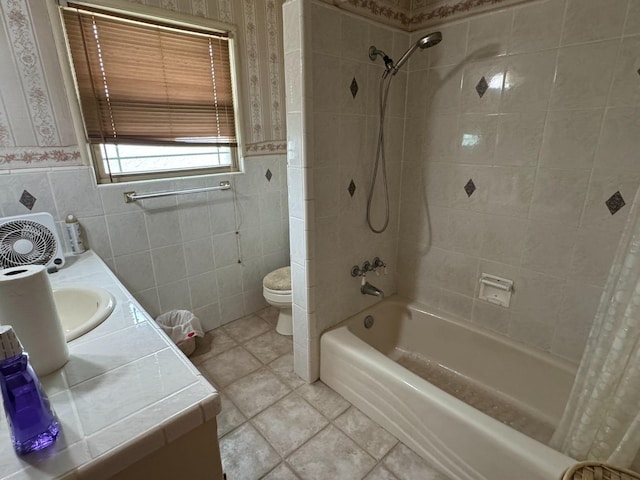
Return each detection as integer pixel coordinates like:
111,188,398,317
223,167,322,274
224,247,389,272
53,286,116,341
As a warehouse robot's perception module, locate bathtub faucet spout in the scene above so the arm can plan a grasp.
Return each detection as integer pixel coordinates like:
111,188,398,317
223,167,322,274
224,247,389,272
361,281,384,298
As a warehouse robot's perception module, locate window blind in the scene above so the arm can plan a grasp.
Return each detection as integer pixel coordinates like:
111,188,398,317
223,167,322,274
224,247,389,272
62,5,237,147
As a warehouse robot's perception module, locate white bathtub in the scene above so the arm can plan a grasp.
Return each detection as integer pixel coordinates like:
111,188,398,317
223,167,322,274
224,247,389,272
320,296,577,480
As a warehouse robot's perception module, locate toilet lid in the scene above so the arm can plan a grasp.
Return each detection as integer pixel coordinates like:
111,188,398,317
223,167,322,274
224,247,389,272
263,266,291,291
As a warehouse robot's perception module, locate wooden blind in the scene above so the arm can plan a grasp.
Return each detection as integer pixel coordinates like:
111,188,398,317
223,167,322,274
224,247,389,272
62,5,237,147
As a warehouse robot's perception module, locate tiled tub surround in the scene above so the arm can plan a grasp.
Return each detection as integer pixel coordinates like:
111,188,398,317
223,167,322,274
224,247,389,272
192,306,452,480
397,0,640,364
0,157,289,331
321,296,576,480
0,251,222,480
284,0,411,381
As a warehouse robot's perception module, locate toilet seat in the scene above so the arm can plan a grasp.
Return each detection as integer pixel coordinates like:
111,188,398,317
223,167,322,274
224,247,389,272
263,285,292,305
263,266,291,291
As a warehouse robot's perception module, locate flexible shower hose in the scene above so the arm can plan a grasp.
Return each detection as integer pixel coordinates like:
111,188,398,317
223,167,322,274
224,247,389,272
366,70,394,234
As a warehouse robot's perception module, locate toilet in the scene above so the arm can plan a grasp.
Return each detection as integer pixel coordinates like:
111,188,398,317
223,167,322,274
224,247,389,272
262,266,292,336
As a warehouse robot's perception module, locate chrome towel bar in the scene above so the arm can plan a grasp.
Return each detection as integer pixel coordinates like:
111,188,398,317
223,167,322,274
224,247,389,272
123,181,231,203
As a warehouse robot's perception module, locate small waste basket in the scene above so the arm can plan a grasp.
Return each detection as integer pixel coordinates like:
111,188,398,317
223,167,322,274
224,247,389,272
155,310,204,357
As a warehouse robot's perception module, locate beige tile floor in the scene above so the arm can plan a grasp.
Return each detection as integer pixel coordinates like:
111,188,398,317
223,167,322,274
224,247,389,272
191,307,451,480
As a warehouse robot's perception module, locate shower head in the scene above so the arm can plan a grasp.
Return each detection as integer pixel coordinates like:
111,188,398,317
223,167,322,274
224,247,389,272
417,31,443,49
392,31,442,75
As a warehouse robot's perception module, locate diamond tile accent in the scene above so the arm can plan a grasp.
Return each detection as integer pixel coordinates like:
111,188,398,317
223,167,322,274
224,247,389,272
475,76,489,98
265,168,272,182
464,179,476,197
350,77,359,98
348,180,356,197
19,190,36,210
606,191,626,215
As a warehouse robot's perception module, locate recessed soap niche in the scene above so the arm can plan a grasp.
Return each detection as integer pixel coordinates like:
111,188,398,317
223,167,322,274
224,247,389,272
478,273,513,308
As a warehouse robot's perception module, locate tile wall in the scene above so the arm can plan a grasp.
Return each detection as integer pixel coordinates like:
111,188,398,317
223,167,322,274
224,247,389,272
0,159,289,331
398,0,640,363
0,0,290,333
284,0,409,381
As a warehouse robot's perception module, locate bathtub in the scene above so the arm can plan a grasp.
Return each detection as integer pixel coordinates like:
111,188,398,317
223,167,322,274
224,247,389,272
320,296,577,480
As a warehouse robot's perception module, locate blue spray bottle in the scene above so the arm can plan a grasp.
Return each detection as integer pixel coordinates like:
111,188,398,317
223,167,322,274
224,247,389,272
0,325,60,455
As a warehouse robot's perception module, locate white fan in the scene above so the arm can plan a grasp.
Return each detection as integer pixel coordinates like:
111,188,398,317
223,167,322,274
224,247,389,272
0,213,65,269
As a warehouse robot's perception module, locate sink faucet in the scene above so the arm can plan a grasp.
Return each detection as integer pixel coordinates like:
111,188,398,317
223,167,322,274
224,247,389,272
361,281,384,298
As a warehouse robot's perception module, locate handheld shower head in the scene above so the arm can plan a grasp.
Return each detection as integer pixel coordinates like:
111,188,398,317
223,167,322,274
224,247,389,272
391,31,442,75
418,31,443,49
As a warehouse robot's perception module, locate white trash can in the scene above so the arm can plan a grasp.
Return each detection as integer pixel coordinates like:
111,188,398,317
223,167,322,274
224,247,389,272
155,310,204,357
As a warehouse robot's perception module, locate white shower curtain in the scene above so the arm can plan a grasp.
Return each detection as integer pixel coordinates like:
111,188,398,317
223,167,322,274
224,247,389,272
550,189,640,467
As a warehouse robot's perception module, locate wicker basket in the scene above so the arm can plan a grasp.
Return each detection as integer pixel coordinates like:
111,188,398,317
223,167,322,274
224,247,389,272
562,462,640,480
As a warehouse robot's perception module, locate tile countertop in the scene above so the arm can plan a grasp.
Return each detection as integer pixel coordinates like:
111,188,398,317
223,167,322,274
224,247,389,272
0,251,221,480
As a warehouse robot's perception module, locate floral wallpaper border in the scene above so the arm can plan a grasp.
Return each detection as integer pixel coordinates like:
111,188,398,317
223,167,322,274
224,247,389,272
245,141,286,156
331,0,530,31
0,146,82,167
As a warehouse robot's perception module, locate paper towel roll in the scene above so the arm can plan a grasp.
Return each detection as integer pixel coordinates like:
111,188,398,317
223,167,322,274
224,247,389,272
0,265,69,376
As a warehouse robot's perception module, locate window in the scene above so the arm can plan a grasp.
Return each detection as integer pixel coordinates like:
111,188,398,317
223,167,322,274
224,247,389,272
59,2,240,183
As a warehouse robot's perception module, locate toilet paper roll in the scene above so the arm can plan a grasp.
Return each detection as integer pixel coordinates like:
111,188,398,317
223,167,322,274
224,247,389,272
0,265,69,376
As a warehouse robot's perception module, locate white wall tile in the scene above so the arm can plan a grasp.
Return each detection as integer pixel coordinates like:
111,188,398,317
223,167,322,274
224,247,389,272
428,21,468,68
78,215,113,260
609,35,640,107
151,244,187,286
184,237,215,276
625,1,640,35
428,64,463,114
529,168,590,225
219,293,247,325
106,211,150,257
539,109,603,169
239,227,262,260
569,227,621,287
467,9,513,58
509,0,564,54
114,251,155,293
0,171,58,217
457,114,497,165
194,302,221,332
549,40,619,109
310,2,341,56
145,205,182,249
594,107,640,174
460,58,505,114
49,169,103,219
485,166,535,218
561,0,627,46
188,271,218,310
581,170,640,231
520,220,577,278
471,300,510,334
502,50,557,112
178,198,211,241
494,112,545,167
157,279,191,313
479,215,527,265
216,263,243,299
